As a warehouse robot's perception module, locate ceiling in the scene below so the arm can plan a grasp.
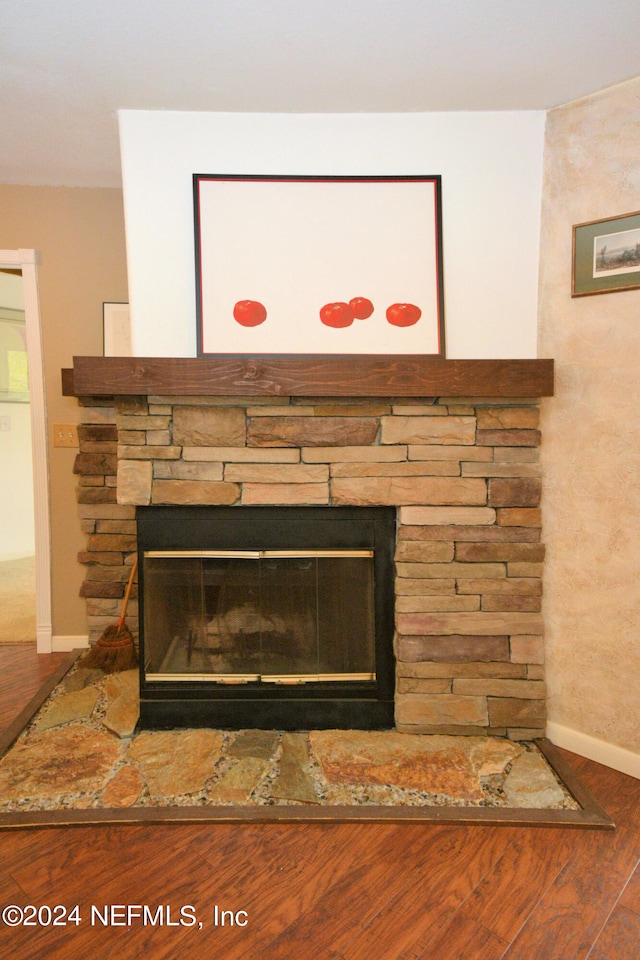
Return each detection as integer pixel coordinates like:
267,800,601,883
1,0,639,188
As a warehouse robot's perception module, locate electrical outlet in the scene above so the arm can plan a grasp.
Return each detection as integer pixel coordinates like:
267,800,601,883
53,423,79,447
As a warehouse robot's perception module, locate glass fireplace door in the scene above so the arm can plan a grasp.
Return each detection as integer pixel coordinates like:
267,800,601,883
143,550,376,683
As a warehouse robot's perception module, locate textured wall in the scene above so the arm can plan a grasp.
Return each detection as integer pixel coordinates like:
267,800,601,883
538,78,640,753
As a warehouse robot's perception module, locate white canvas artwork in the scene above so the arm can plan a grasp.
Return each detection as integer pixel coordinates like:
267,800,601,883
194,176,444,356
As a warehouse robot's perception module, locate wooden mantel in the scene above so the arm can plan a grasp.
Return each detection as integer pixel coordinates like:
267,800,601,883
62,355,554,399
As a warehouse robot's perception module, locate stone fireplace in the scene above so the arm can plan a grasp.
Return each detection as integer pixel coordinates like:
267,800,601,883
67,355,552,740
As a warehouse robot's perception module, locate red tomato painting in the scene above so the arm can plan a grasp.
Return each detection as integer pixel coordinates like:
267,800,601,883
233,300,267,326
386,303,422,327
349,297,374,320
319,302,355,328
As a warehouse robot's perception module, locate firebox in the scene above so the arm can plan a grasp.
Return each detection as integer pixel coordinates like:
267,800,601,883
136,505,396,729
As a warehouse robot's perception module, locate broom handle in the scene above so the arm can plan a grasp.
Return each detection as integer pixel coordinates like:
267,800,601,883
117,556,138,626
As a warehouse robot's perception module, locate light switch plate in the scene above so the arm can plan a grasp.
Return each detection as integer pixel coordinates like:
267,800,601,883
53,423,79,447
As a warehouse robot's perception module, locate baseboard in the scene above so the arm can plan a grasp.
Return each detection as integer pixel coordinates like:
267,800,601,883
36,623,53,654
547,721,640,781
51,635,89,652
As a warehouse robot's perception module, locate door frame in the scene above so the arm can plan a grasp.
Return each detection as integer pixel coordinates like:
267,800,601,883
0,249,52,652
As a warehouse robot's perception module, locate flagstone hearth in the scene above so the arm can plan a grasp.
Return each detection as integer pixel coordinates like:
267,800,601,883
0,663,578,817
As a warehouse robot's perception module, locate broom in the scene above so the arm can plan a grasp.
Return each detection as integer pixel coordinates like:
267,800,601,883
78,556,139,674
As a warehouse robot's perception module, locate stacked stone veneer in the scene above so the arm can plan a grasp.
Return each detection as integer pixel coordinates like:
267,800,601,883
73,394,546,740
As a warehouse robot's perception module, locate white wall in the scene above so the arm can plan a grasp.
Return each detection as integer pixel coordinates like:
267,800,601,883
0,270,34,560
0,401,35,560
119,111,545,359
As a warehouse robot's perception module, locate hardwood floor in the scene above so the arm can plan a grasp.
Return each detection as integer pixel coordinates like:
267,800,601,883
1,646,639,959
0,645,69,732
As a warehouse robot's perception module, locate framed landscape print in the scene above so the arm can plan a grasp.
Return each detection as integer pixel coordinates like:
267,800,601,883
194,174,445,356
572,210,640,297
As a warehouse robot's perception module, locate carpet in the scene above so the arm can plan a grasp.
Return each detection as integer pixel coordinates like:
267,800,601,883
0,651,613,830
0,556,36,644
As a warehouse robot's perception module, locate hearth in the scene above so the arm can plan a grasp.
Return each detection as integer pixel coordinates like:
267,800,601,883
136,505,396,730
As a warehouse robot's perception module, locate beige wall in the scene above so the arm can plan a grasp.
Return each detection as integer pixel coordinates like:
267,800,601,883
0,185,128,638
538,78,640,758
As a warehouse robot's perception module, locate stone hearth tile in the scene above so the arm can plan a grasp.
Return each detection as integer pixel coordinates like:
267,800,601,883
105,668,139,699
227,730,279,760
103,700,139,739
503,752,566,808
127,730,225,798
102,765,144,808
209,758,269,803
469,738,523,776
34,686,100,732
308,730,515,802
0,727,119,802
271,733,317,804
63,667,105,692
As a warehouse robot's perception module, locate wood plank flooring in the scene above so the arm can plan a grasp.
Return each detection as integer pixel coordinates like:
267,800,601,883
1,645,639,959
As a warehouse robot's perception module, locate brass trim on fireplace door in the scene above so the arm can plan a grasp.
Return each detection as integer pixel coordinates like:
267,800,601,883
144,549,374,559
261,673,376,683
145,672,377,683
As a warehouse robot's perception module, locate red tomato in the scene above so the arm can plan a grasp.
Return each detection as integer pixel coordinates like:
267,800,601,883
349,297,374,320
233,300,267,326
319,302,354,328
386,303,422,327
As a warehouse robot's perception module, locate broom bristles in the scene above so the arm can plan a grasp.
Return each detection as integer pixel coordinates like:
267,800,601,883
78,624,138,674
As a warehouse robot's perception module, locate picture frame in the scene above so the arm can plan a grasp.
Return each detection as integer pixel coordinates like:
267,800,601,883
572,210,640,297
194,174,445,357
103,302,132,357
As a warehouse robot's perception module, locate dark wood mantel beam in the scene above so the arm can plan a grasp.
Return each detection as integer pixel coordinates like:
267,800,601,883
62,355,554,399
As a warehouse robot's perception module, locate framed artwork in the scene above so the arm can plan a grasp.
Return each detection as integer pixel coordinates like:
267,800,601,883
194,174,445,357
572,211,640,297
103,302,132,356
0,308,29,402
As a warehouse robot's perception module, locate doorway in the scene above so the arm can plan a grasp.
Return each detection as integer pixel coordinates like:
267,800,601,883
0,250,51,652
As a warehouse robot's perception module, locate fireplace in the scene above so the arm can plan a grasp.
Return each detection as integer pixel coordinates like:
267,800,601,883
136,505,396,729
68,355,552,741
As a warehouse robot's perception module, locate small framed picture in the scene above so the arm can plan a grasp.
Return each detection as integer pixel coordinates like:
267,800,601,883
572,211,640,297
193,174,445,357
103,302,131,356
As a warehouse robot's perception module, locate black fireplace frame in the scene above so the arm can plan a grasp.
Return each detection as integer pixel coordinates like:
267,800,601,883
136,505,397,730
